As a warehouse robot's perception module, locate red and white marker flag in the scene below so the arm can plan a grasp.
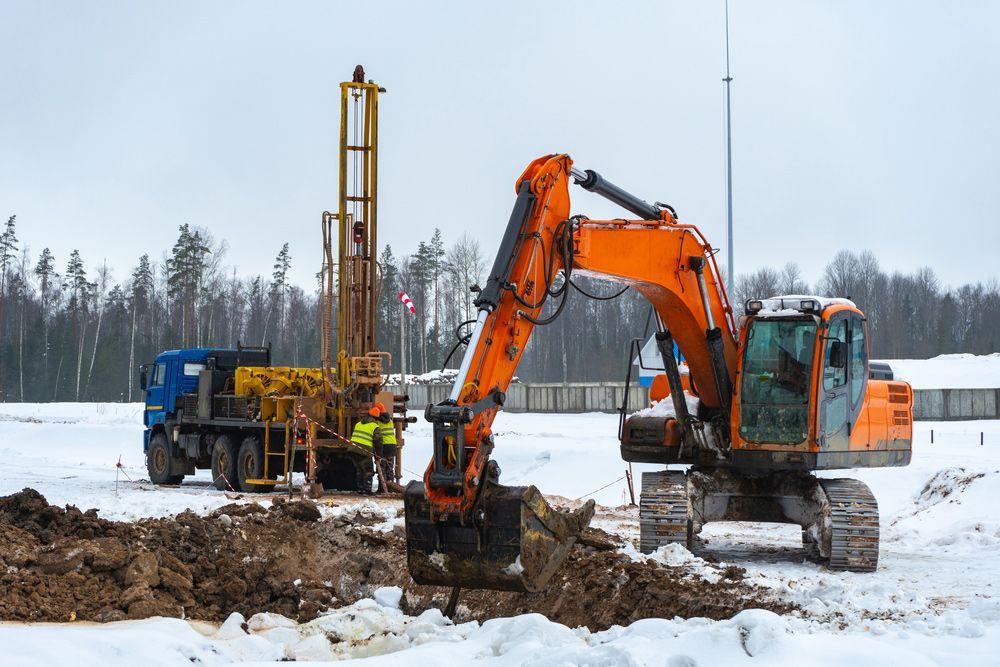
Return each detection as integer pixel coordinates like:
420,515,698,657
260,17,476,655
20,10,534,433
399,291,416,315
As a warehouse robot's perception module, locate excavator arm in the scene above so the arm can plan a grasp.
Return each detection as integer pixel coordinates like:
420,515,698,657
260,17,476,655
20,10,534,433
404,154,739,592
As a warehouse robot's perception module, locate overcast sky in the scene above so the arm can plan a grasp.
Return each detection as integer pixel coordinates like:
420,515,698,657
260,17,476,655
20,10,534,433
1,1,997,292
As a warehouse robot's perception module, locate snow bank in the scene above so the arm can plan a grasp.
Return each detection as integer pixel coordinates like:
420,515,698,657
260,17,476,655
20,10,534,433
632,391,700,419
875,353,1000,389
1,603,995,666
384,368,460,385
0,402,143,425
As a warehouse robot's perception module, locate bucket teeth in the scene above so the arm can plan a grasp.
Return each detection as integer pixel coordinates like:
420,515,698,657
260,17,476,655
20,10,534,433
404,481,595,592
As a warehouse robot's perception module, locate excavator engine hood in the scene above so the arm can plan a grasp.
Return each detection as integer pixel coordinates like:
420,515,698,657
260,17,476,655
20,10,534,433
404,481,595,592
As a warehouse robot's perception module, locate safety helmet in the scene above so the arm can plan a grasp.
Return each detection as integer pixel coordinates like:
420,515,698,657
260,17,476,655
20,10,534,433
367,406,381,418
374,402,387,415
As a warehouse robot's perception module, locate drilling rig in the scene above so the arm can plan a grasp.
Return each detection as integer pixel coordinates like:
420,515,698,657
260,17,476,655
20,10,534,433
309,65,409,495
140,67,410,497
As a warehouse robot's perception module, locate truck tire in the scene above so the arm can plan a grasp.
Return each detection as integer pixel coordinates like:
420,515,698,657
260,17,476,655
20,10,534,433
237,435,275,493
147,432,184,486
211,434,240,491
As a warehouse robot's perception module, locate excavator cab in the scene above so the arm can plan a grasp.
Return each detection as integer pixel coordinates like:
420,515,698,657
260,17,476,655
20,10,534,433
731,297,911,470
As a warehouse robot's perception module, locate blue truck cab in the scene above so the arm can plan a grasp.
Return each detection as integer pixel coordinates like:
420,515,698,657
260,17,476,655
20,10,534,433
141,348,217,453
138,345,272,486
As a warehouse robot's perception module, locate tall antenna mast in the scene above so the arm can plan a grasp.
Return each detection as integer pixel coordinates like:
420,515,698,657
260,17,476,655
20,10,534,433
724,0,735,297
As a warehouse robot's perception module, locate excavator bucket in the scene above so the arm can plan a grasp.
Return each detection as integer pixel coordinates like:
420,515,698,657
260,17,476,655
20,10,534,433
403,481,595,593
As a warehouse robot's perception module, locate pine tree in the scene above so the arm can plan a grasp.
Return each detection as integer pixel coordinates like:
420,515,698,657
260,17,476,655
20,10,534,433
0,215,18,399
377,244,399,372
0,215,17,297
270,243,291,348
246,276,267,346
410,241,434,371
62,250,94,400
937,292,959,354
34,248,58,388
429,228,446,365
166,224,210,346
126,255,153,400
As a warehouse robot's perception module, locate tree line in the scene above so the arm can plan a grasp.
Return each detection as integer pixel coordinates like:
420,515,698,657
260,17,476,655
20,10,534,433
731,251,1000,360
0,213,996,402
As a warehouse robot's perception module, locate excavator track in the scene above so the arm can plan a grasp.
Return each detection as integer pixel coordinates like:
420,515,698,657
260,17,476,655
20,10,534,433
639,470,690,552
819,478,880,572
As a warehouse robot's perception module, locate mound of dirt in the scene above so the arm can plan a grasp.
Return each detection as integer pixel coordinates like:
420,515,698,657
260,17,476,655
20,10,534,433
0,489,794,629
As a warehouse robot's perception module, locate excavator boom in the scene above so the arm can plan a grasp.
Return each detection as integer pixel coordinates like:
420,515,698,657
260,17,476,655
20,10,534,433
404,154,739,591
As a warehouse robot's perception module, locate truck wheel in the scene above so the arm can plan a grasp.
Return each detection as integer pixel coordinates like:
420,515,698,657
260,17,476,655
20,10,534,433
237,436,275,493
147,432,184,486
211,434,240,491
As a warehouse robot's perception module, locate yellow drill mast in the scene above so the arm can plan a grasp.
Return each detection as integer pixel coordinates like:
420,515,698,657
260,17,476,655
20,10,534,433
322,66,391,439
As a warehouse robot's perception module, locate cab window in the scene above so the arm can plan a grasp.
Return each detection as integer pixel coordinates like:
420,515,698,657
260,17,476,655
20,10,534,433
152,363,167,387
823,319,847,390
849,316,867,406
739,318,817,444
183,363,205,376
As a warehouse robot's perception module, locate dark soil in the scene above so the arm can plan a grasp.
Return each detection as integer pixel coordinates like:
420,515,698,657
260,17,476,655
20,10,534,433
0,488,795,630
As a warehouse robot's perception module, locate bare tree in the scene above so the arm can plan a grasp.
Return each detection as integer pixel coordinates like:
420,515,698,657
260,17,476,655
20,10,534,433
779,262,809,294
446,233,487,325
734,267,781,309
820,250,861,298
84,261,111,398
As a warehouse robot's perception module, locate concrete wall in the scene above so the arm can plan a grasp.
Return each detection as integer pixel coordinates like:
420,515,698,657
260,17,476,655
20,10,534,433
387,383,1000,420
385,383,649,415
912,388,998,420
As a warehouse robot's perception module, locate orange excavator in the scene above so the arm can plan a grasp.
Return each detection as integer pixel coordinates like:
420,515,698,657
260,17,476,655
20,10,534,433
403,154,913,592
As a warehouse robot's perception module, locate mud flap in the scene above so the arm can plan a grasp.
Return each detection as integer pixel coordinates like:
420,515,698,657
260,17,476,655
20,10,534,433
404,481,595,593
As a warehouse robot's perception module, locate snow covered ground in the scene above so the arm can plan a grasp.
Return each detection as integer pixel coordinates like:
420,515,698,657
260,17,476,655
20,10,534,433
0,401,997,665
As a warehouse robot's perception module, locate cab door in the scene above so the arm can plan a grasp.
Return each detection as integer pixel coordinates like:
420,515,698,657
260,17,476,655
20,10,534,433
847,313,869,443
819,315,849,451
163,360,177,414
144,362,168,429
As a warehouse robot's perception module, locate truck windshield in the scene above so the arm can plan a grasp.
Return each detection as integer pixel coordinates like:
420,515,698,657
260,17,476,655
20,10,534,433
739,318,817,444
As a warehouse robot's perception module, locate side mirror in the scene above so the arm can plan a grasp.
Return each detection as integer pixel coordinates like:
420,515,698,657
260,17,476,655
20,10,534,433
828,341,847,369
139,365,150,391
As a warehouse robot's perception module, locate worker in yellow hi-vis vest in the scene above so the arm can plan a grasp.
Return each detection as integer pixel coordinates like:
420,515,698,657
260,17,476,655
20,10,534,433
350,406,382,495
376,403,397,493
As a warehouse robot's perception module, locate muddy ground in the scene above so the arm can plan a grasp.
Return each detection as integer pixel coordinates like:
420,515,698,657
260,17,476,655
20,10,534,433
0,489,795,630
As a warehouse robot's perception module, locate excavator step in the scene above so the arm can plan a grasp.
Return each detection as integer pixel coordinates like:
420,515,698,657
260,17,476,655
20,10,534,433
819,478,880,572
639,470,691,553
243,478,278,486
